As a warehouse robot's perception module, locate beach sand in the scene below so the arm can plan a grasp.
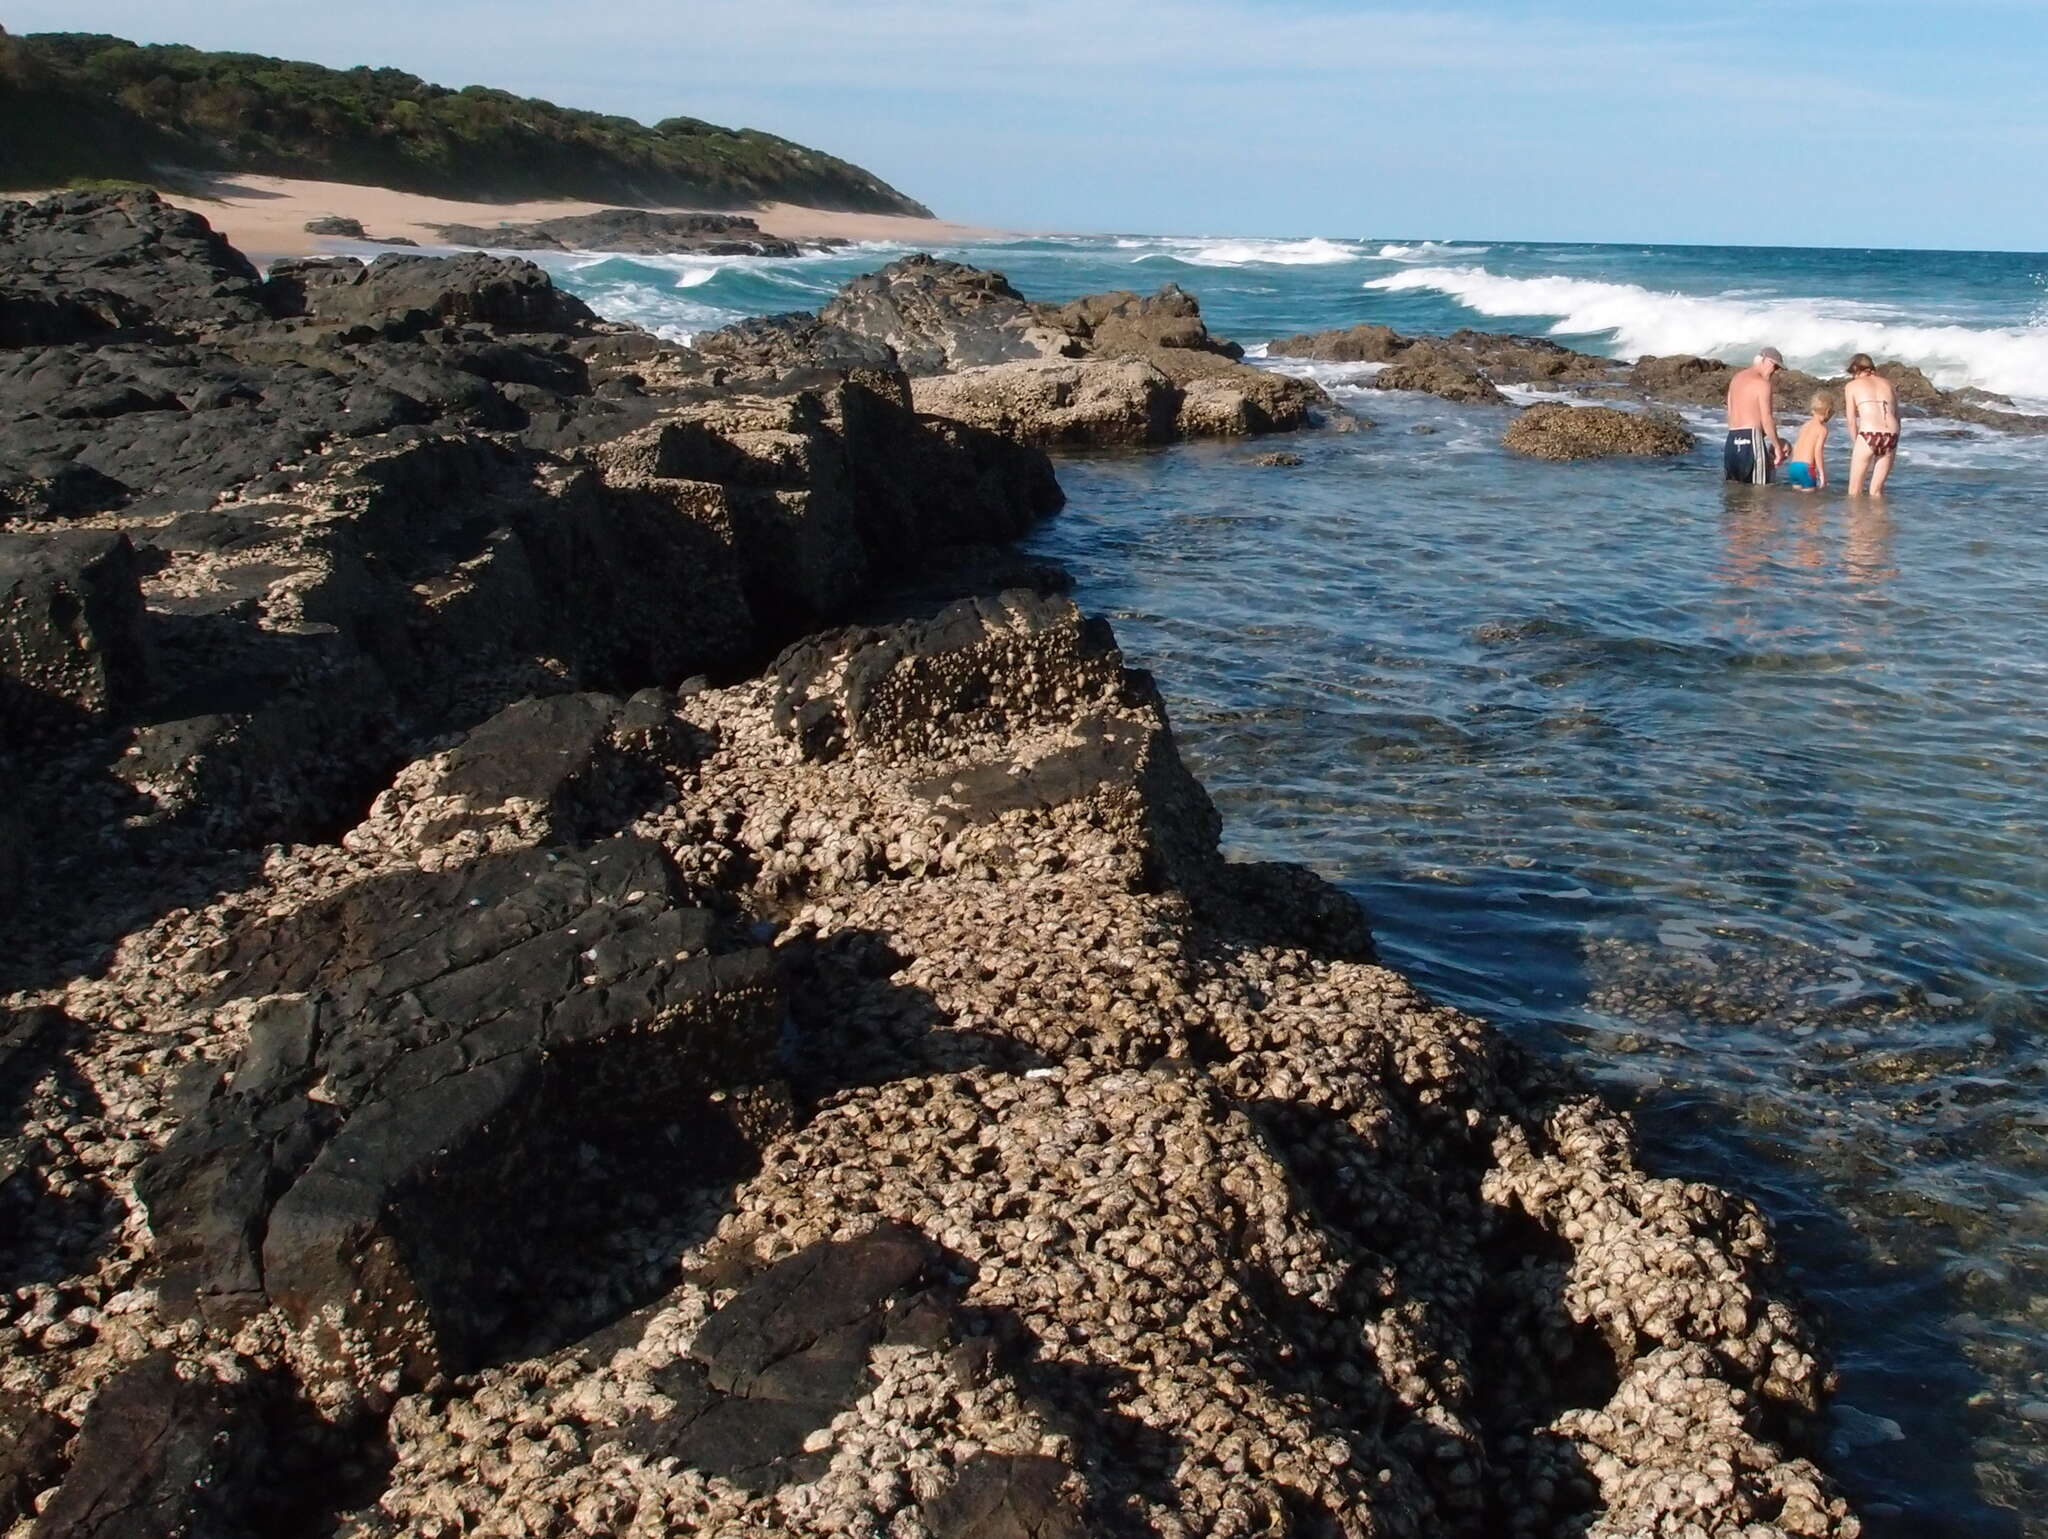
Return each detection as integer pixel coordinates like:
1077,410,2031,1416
91,174,999,261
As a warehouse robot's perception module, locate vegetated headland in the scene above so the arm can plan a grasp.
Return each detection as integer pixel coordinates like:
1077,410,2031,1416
0,28,930,215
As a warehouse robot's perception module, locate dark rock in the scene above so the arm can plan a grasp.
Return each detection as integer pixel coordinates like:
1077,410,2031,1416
0,1004,70,1116
1626,353,1737,408
622,1223,952,1492
29,1353,264,1539
908,356,1179,447
594,377,1060,635
1266,323,1407,364
0,190,273,345
0,530,147,732
702,259,1328,446
1144,346,1328,437
138,837,785,1388
433,209,803,259
923,1452,1088,1539
1443,329,1617,385
819,255,1054,374
691,311,901,385
286,251,596,338
1373,341,1506,405
0,1391,70,1529
1040,283,1241,359
303,215,367,238
770,591,1128,762
1503,402,1695,460
911,712,1220,892
366,690,709,851
1247,450,1303,467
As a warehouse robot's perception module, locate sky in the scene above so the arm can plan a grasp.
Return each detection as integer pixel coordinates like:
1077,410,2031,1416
10,0,2048,250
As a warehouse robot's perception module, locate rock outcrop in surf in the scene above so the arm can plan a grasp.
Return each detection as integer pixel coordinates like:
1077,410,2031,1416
698,255,1337,446
1504,403,1696,460
0,190,1859,1539
1270,319,2048,434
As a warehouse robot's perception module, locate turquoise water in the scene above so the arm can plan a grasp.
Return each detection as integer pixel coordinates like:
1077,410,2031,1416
542,233,2048,1533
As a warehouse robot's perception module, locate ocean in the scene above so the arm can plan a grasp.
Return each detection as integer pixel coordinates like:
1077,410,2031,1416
542,232,2048,1534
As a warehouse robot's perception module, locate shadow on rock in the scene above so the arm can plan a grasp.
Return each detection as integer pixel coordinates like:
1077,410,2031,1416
777,926,1053,1107
136,836,790,1400
0,1006,118,1296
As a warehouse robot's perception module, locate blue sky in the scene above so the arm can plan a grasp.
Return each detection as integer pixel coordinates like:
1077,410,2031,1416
11,0,2048,250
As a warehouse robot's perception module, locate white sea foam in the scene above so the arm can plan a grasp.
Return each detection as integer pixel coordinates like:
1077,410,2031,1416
1365,265,2048,404
1133,236,1364,268
1374,241,1490,261
563,279,743,343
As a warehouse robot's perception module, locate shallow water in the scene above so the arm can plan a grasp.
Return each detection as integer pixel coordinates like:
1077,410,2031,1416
1025,392,2048,1534
549,233,2048,1532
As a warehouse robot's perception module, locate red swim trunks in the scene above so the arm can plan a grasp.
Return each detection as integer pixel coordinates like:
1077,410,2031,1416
1860,431,1898,457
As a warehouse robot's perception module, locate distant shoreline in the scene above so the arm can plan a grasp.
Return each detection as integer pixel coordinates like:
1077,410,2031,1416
15,174,1004,263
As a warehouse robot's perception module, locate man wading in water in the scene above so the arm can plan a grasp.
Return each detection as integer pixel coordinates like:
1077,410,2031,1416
1725,347,1789,484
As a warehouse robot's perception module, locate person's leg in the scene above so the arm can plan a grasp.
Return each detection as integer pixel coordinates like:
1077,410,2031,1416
1868,444,1896,495
1846,437,1872,494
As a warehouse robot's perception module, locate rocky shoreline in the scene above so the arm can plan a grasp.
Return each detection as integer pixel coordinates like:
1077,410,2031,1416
1266,321,2048,442
425,210,851,260
2,191,1859,1538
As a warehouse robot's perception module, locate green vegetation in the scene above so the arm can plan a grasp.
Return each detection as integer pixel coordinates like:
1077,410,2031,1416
0,29,930,215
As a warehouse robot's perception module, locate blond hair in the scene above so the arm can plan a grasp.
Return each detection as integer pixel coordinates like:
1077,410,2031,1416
1809,392,1835,419
1846,352,1876,376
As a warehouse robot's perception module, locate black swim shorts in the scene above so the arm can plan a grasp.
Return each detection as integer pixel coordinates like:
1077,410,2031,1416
1724,428,1774,485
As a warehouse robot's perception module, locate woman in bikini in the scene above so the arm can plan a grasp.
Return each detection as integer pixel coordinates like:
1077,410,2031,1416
1843,352,1900,495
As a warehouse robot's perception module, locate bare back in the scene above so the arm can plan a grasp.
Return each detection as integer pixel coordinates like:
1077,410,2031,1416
1725,365,1774,431
1845,373,1897,436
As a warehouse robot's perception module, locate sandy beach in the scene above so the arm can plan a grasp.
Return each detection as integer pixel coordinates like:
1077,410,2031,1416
90,174,1001,261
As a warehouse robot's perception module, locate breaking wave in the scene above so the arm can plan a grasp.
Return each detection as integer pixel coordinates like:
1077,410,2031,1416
1374,241,1491,261
1137,237,1365,268
1365,266,2048,403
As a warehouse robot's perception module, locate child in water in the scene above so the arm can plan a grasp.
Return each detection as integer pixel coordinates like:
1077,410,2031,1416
1784,393,1833,490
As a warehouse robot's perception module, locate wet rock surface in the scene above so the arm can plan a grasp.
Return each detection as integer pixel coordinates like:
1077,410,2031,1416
1,191,1860,1539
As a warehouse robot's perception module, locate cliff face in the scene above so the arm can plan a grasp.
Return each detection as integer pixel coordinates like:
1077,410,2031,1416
0,30,932,216
0,193,1858,1539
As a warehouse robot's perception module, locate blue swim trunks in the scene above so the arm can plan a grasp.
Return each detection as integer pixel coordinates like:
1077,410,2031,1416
1785,461,1816,488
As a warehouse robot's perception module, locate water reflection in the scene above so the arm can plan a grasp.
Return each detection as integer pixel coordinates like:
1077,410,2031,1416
1717,487,1899,598
1845,500,1899,587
